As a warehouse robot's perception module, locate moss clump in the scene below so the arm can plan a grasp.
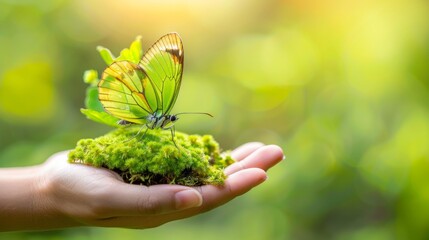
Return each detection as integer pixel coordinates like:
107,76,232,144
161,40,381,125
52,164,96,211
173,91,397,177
68,127,234,186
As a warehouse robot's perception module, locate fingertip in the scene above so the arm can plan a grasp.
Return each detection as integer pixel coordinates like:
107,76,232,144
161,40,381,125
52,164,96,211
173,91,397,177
264,145,285,162
225,144,285,175
226,168,267,195
231,142,265,161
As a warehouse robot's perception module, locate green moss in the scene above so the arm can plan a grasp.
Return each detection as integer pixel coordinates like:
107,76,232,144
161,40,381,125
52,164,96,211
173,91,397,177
68,127,235,186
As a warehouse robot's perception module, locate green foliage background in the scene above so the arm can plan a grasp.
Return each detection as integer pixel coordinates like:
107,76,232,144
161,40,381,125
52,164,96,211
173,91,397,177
1,0,428,239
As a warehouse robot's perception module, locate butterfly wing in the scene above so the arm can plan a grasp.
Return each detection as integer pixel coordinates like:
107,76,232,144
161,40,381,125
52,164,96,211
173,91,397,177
140,33,184,116
98,61,159,124
98,33,184,125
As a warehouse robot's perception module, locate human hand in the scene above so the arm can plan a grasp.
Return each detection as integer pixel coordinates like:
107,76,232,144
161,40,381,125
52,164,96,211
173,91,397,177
31,143,283,230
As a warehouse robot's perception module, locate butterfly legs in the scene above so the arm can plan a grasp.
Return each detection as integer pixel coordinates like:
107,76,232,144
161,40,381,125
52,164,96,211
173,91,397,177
169,126,180,150
120,118,180,149
121,125,147,143
136,126,179,150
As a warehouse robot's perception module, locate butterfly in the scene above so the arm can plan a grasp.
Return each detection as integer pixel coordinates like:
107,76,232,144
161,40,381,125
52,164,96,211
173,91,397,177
97,33,210,144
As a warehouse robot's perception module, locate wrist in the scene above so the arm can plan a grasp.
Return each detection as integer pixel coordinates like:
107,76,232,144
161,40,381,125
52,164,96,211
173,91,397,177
0,164,53,231
33,155,83,230
0,159,81,231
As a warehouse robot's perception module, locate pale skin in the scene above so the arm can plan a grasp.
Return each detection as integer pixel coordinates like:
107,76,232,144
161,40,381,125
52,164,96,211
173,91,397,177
0,142,284,232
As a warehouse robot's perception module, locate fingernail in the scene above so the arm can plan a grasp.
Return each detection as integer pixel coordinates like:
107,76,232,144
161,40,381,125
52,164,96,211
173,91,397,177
175,189,203,210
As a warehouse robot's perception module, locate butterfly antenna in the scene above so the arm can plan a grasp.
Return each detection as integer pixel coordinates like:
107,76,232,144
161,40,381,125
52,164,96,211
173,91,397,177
175,112,213,117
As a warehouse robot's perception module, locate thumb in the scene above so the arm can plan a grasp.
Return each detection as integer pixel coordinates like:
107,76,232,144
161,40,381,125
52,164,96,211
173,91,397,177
95,183,203,217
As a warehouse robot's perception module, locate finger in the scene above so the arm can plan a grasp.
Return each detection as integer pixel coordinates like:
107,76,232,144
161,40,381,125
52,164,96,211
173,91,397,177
169,168,267,218
98,168,267,228
231,142,265,161
197,168,268,208
93,183,203,218
225,145,284,176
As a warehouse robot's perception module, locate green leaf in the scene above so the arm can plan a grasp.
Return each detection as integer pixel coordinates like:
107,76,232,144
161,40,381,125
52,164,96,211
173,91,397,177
116,36,143,64
116,48,133,62
80,108,120,127
85,86,104,112
97,36,143,66
83,69,99,86
97,46,115,65
129,35,143,63
81,35,146,128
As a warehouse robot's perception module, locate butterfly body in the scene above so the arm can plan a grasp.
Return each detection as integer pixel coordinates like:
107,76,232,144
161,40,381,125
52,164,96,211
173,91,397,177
117,113,178,129
147,113,178,130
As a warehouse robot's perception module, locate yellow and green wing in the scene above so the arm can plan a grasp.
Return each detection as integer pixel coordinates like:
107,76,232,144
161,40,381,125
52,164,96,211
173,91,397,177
98,33,184,125
140,32,184,115
98,61,158,124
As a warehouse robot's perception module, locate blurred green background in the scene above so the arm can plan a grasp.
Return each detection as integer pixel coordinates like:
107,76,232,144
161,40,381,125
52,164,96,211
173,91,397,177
1,0,429,239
